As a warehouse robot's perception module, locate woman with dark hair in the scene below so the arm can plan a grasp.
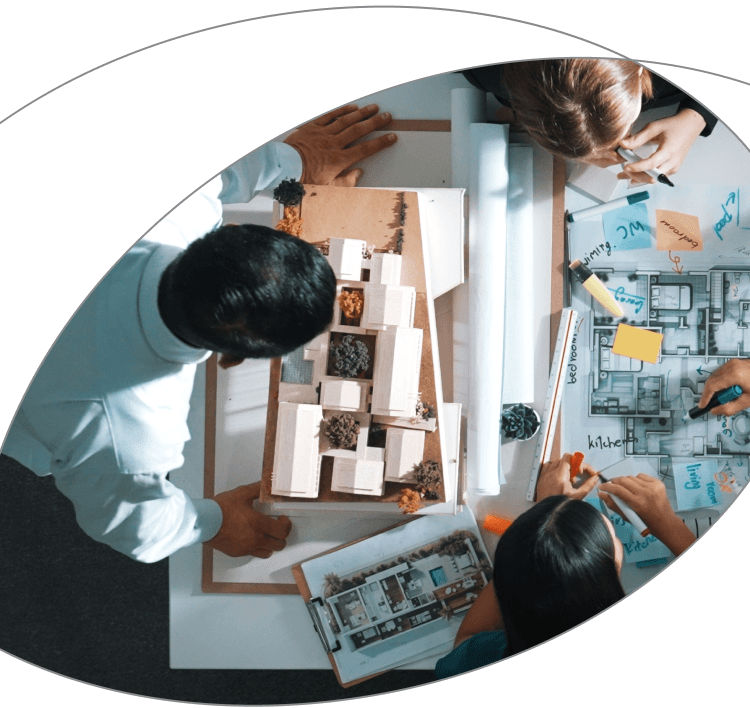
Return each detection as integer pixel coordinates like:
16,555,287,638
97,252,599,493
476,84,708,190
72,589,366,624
435,455,696,677
461,59,716,185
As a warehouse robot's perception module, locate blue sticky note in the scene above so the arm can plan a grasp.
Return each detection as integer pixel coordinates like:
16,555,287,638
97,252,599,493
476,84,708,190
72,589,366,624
672,459,721,511
602,202,652,251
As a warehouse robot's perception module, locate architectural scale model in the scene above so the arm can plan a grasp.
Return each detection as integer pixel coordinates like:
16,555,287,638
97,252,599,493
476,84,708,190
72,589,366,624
261,186,446,505
320,530,490,652
565,266,750,510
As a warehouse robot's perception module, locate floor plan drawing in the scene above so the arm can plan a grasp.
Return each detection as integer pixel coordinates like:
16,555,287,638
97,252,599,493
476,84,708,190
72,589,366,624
563,184,750,523
564,266,750,514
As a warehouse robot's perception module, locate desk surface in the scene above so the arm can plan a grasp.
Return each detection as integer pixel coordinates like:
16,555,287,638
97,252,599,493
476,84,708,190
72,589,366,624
169,72,750,670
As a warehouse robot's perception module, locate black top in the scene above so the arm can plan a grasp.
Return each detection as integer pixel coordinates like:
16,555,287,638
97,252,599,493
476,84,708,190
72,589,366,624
461,65,717,137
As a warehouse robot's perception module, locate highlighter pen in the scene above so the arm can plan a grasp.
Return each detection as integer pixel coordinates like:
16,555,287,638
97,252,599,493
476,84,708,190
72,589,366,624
566,191,650,223
598,473,650,537
568,259,624,317
682,385,743,422
616,147,675,187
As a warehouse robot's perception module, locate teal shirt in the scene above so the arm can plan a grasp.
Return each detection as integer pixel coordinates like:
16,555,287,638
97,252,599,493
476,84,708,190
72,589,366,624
434,631,508,678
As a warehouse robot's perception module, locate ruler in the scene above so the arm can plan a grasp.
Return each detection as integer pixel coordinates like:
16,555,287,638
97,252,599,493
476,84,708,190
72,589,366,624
526,307,579,501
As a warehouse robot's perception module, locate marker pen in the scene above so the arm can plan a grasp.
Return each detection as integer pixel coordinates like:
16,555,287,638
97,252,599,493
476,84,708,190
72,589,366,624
568,259,624,317
598,473,650,537
566,191,650,223
616,147,675,187
683,385,743,422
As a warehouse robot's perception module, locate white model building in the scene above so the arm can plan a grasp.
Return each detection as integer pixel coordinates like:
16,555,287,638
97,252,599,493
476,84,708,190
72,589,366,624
384,428,426,482
371,327,423,417
330,457,385,496
361,284,416,330
327,238,366,280
320,380,368,412
368,252,402,285
271,402,324,498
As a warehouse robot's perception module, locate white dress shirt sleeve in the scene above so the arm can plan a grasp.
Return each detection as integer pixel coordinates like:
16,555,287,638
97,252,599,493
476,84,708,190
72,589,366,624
218,142,303,204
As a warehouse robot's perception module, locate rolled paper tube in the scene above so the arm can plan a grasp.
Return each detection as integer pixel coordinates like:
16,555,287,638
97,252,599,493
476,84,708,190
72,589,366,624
451,87,486,413
502,144,535,405
451,88,486,190
467,123,509,495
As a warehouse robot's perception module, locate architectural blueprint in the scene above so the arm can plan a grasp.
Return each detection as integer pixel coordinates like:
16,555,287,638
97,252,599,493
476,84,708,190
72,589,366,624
563,185,750,531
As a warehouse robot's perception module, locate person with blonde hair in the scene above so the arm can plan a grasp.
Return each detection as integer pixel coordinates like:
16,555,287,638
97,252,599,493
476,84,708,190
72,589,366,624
462,59,716,183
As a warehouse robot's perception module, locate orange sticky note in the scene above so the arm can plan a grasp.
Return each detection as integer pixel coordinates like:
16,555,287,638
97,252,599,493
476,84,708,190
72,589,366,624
656,209,703,251
612,323,663,363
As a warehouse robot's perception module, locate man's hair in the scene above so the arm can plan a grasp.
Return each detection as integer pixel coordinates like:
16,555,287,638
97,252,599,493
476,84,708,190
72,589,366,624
503,59,653,160
161,223,336,359
493,495,625,656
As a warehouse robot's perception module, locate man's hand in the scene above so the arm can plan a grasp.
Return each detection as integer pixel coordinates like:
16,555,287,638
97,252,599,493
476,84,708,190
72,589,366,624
206,482,292,558
697,359,750,416
616,108,706,184
598,474,695,556
284,104,396,187
535,453,599,502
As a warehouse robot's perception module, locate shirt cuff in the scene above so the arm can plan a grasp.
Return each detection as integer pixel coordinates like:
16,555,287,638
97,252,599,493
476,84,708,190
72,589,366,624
219,142,303,204
192,497,223,543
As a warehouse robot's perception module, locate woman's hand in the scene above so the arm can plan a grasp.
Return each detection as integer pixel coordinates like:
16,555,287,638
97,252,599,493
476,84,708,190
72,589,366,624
535,453,599,502
616,108,706,184
598,474,695,556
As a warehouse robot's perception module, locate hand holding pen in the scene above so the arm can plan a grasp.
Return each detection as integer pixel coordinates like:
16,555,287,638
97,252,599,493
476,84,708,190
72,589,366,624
616,109,707,186
696,359,750,416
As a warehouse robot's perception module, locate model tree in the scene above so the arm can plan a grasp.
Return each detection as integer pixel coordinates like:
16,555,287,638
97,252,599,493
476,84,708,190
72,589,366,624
412,459,442,499
339,290,364,319
329,335,370,378
325,414,360,450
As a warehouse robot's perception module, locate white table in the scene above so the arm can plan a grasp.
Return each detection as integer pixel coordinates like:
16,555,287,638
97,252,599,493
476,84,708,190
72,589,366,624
170,75,750,670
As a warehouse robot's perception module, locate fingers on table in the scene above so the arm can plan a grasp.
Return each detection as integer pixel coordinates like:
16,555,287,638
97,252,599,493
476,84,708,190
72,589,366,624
313,104,359,126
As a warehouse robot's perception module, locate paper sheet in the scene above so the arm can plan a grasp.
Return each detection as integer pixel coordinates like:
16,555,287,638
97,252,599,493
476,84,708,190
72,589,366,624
602,202,652,252
672,458,722,511
450,88,486,190
467,124,509,495
502,144,535,404
655,209,703,251
612,323,663,364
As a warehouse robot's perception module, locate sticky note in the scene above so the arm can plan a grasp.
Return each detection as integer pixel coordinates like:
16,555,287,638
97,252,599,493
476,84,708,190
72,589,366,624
612,323,663,363
602,202,652,251
656,209,703,251
672,459,721,511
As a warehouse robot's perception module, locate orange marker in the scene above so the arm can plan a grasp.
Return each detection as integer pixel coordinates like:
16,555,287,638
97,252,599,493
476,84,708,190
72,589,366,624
483,514,513,536
569,451,585,482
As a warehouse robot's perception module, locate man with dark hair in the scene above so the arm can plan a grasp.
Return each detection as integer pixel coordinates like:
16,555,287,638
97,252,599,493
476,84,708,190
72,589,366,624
161,223,337,364
2,105,393,562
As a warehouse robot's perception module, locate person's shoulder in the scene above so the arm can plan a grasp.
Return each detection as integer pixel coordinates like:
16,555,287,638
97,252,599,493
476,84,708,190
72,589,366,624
434,630,507,679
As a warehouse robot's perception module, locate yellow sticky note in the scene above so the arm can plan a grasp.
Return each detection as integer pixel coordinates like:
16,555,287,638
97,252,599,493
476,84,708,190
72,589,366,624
612,324,663,364
656,209,703,251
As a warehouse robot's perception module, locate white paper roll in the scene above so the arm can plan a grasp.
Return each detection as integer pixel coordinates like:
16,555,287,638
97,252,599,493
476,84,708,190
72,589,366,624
467,124,509,496
502,144,536,404
451,88,486,190
450,88,486,413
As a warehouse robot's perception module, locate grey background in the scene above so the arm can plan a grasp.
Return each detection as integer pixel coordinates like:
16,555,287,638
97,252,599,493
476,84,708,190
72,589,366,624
0,0,750,706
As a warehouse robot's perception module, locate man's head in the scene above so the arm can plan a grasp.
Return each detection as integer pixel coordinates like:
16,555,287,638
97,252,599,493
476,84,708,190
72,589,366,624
158,223,336,366
503,59,653,163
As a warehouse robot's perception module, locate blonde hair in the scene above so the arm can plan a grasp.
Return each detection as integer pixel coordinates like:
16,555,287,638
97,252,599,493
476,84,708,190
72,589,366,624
502,59,653,160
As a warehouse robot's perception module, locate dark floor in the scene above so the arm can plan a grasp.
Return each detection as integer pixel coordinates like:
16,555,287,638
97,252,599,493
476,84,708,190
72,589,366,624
0,454,436,704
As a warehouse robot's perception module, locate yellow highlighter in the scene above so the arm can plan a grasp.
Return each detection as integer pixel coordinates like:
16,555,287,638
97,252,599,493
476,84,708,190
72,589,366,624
568,259,624,318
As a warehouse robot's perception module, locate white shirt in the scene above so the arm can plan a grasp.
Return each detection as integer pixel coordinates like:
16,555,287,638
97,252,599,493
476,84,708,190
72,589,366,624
3,142,302,562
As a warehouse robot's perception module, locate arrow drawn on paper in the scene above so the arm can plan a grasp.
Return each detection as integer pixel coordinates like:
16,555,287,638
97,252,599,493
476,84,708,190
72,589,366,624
668,251,683,274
